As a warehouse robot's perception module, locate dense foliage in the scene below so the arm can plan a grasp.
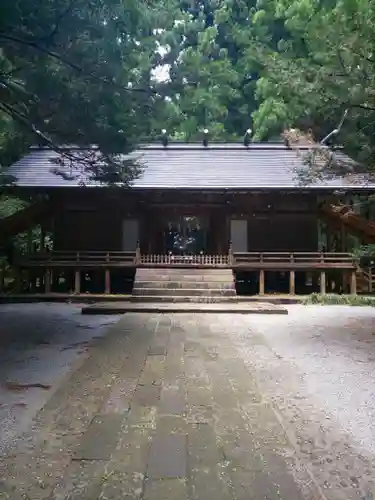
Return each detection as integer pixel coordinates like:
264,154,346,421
252,0,375,177
0,0,168,183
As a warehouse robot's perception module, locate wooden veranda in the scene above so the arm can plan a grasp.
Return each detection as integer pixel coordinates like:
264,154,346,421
1,249,366,296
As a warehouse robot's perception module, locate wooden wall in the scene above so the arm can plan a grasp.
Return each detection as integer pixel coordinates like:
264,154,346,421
50,190,319,253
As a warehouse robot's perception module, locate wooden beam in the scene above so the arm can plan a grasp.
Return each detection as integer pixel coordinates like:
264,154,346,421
350,270,357,295
259,269,265,295
289,270,295,295
320,271,326,294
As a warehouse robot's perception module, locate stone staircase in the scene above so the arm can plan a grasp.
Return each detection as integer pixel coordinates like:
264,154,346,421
131,268,237,303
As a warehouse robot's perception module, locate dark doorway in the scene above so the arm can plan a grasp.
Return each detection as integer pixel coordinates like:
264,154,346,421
164,216,208,254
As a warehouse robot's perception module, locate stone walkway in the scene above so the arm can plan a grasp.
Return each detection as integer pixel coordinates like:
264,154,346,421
1,312,319,500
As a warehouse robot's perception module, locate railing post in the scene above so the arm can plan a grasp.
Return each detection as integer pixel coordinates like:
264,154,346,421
228,241,233,266
135,241,141,265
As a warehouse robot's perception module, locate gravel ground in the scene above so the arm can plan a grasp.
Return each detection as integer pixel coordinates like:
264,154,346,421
220,305,375,499
0,303,121,455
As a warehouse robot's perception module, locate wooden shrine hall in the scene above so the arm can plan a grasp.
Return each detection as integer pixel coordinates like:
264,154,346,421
1,142,375,297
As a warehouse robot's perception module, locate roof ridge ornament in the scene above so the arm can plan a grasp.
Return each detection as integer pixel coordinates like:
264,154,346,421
244,129,252,147
161,129,168,147
203,129,209,147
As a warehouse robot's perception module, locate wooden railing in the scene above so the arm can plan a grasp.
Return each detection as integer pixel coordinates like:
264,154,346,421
16,250,355,270
233,252,355,268
17,250,137,266
139,254,229,266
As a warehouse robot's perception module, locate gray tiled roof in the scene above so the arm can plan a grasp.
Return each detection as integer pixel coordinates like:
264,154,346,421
4,143,375,190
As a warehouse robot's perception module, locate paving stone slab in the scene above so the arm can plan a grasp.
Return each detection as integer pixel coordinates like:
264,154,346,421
74,414,125,460
160,387,186,415
102,378,138,414
144,478,188,500
133,384,161,407
147,434,187,479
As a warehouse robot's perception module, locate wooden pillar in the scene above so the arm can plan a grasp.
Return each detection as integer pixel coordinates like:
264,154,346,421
40,226,45,252
320,271,326,294
74,270,81,294
289,270,295,295
341,223,346,252
350,270,357,295
105,269,111,294
27,228,33,253
259,269,265,295
44,268,51,293
0,261,5,293
369,268,373,294
14,268,22,293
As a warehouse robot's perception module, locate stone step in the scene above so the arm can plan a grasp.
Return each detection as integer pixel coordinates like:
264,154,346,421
130,295,239,303
134,281,235,290
135,274,234,282
132,287,236,297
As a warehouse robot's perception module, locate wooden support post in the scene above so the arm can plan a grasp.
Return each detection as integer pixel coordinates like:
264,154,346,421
289,270,295,295
350,270,357,295
0,261,5,293
40,226,45,252
105,269,111,294
44,269,51,293
369,268,373,294
259,269,265,295
320,271,326,294
14,268,22,293
27,228,33,254
341,223,346,252
74,270,81,294
104,253,111,294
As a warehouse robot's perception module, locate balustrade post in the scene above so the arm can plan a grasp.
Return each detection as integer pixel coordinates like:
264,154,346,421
228,241,233,266
135,241,141,265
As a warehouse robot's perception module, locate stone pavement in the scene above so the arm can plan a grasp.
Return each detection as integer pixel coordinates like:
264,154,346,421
1,313,320,500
